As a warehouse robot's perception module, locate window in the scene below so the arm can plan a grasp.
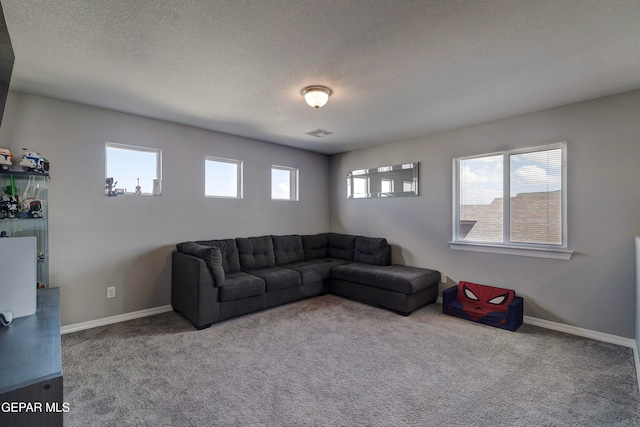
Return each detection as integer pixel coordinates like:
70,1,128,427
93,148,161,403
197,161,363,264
205,156,242,198
451,141,571,259
271,165,298,201
105,143,162,195
349,176,369,198
380,178,394,193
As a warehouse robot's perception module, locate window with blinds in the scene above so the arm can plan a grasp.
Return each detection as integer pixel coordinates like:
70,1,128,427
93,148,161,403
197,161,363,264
453,142,567,249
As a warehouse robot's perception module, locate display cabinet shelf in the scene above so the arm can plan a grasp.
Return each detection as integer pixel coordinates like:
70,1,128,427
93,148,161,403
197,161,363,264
0,170,49,288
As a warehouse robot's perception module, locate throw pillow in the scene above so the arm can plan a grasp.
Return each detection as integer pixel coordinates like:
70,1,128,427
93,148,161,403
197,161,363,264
181,242,225,286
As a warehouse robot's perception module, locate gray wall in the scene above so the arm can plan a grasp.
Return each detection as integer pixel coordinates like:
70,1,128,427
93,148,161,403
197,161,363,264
329,90,640,338
0,92,330,326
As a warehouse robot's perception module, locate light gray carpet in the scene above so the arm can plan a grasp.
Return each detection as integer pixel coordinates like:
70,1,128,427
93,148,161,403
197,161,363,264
62,295,640,426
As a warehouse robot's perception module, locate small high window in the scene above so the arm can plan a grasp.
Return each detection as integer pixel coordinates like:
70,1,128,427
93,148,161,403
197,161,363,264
205,156,243,199
271,165,299,201
105,143,162,195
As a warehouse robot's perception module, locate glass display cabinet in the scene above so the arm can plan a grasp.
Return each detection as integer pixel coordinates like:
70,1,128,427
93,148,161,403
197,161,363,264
0,170,49,288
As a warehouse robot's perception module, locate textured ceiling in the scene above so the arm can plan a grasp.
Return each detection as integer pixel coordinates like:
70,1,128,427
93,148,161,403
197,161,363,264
2,0,639,155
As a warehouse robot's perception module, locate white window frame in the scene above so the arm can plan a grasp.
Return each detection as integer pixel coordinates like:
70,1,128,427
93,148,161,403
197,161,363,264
380,178,394,194
205,156,243,199
271,165,299,201
349,175,370,198
450,141,572,260
105,142,162,196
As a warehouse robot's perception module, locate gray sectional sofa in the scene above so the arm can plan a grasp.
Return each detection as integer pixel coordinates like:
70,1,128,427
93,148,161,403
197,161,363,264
172,233,440,329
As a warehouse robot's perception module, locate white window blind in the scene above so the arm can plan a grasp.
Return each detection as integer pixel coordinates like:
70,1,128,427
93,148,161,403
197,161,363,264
509,148,563,245
459,154,504,243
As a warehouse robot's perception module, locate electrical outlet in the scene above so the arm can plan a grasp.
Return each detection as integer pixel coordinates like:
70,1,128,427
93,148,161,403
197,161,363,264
440,273,447,283
107,286,116,298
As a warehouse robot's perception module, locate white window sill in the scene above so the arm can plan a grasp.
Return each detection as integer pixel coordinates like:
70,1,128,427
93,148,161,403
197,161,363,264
448,241,573,260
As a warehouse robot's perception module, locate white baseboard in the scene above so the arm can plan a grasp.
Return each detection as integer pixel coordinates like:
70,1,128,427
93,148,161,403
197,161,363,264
522,315,636,348
61,305,173,335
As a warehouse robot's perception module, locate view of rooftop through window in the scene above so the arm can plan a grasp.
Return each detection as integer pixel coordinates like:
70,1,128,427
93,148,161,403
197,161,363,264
457,144,564,246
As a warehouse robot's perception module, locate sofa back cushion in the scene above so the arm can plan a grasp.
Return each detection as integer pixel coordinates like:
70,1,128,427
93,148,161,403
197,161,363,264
177,239,241,273
180,242,226,285
353,236,391,266
302,233,328,259
272,235,305,265
456,281,515,317
236,236,276,270
327,233,356,260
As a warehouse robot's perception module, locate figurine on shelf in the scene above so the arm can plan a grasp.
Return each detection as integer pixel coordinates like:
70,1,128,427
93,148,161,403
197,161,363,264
26,199,43,218
2,185,18,198
0,194,18,218
0,147,13,170
135,178,142,195
105,177,118,197
19,148,50,173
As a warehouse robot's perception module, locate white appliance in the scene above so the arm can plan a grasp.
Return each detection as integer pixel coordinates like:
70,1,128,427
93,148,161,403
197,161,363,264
0,236,37,319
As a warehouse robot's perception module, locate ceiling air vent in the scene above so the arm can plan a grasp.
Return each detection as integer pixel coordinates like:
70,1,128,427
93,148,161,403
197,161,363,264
305,129,333,138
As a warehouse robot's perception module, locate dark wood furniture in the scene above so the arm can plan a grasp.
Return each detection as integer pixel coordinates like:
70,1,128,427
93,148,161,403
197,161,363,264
0,288,63,426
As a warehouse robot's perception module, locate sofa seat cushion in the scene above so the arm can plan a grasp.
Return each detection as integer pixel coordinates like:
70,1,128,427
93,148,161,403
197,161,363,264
246,266,301,292
218,272,265,302
446,300,509,325
309,257,353,267
331,263,440,295
283,261,332,285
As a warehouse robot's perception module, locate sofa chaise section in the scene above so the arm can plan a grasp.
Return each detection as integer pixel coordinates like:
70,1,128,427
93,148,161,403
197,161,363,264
331,263,440,316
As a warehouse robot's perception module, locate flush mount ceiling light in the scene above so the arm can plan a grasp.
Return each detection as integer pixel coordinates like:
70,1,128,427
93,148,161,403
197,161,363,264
301,85,333,109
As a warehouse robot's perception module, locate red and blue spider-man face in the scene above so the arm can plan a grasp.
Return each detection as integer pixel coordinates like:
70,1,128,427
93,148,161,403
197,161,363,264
451,281,515,325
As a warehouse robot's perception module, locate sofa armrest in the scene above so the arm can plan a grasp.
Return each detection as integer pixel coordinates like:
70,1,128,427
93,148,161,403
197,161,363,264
171,251,220,328
442,285,458,312
506,296,524,331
